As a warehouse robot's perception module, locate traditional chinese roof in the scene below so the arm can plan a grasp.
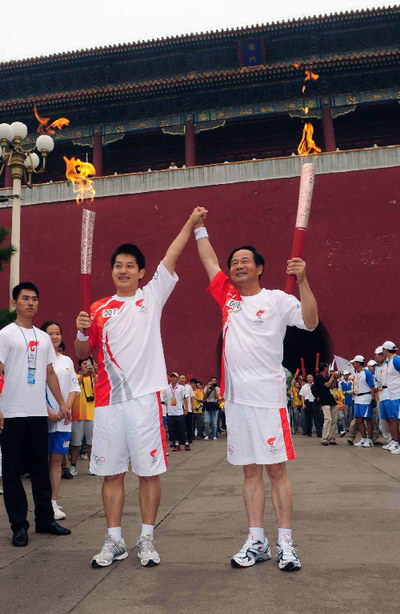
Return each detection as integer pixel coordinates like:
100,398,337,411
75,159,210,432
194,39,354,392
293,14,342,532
0,48,399,114
0,5,398,71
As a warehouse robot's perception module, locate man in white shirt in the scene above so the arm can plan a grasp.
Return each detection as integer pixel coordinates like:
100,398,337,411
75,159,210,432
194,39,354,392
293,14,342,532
75,207,206,569
179,374,194,443
193,213,318,572
300,374,322,437
165,373,190,451
0,282,71,547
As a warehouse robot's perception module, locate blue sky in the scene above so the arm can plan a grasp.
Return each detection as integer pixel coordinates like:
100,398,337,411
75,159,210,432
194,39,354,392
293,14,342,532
0,1,394,62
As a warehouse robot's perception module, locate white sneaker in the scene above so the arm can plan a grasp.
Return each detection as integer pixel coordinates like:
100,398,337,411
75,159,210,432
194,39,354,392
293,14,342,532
354,438,366,447
69,466,78,476
390,443,400,454
52,503,66,520
212,437,217,440
231,538,271,568
137,534,160,567
203,436,209,440
382,440,394,450
388,441,399,451
276,539,301,571
363,439,373,447
91,535,128,568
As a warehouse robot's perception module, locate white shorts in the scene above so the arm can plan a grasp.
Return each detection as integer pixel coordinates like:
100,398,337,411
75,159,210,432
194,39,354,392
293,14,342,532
71,420,94,446
225,401,296,465
90,392,167,477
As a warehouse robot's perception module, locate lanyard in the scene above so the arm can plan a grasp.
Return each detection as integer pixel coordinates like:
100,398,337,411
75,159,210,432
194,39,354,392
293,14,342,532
15,323,38,385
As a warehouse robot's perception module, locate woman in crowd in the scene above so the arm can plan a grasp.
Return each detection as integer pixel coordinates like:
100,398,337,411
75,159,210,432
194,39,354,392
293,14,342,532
70,357,97,475
41,321,80,520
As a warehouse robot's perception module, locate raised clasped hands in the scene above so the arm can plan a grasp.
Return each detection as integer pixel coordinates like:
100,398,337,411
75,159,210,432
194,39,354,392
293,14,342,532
190,206,208,228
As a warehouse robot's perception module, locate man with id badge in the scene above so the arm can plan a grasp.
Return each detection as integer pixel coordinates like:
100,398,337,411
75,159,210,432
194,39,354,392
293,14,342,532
0,282,71,547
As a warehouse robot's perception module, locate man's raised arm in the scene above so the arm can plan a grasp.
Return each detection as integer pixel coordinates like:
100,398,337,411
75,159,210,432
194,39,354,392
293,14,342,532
162,206,208,274
193,214,221,282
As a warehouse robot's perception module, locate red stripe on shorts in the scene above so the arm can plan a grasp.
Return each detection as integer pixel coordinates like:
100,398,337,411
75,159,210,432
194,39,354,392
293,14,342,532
156,391,168,467
279,407,296,461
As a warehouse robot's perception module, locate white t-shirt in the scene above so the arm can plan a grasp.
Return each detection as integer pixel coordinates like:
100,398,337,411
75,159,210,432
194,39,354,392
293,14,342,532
375,363,390,401
184,383,194,412
0,323,56,418
163,384,186,416
354,368,374,404
208,272,314,409
300,383,315,402
387,355,400,400
89,262,178,407
47,354,81,433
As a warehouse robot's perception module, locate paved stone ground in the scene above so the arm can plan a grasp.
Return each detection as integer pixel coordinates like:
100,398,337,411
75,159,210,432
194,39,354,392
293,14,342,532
1,435,400,614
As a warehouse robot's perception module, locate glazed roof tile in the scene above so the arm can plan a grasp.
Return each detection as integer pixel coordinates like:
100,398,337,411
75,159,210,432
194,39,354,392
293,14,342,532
0,48,398,112
0,5,398,70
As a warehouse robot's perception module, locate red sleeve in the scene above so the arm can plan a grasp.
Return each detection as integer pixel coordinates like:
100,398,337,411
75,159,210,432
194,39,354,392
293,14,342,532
88,301,100,352
207,271,236,308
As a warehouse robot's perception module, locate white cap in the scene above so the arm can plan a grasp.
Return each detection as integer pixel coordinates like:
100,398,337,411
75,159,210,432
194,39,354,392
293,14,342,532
367,360,377,367
350,354,365,363
343,370,350,376
382,340,398,351
374,346,383,354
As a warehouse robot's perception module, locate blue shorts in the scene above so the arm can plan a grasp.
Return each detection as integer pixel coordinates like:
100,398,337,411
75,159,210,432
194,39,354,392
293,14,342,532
390,399,400,420
48,432,71,455
353,403,372,419
380,399,396,420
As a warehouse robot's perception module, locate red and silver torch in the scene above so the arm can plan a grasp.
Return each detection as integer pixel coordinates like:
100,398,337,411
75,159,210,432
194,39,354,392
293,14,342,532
284,162,315,294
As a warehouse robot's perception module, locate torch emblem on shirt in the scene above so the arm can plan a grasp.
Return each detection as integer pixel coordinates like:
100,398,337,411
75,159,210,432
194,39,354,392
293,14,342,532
150,449,158,463
136,298,148,314
29,340,39,351
255,309,265,324
266,437,278,454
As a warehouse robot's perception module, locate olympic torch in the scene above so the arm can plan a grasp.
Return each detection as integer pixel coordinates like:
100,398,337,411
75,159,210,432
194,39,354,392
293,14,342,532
64,156,96,316
81,209,96,314
284,162,315,294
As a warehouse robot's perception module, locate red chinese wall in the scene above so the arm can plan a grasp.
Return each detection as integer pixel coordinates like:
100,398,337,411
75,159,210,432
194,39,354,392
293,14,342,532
1,166,399,379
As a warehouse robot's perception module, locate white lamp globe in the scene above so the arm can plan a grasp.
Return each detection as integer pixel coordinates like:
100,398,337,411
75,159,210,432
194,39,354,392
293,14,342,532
36,135,54,153
10,121,28,140
0,123,14,142
24,152,40,170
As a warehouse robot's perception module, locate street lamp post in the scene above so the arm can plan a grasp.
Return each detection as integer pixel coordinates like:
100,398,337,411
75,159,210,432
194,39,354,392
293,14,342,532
0,122,54,307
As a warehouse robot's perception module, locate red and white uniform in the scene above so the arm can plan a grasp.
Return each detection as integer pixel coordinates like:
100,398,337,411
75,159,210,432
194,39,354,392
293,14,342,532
88,262,178,476
208,271,313,465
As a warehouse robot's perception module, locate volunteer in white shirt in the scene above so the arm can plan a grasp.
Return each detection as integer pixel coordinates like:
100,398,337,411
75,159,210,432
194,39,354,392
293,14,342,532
75,207,207,569
41,321,80,521
300,374,322,437
179,374,194,443
193,211,318,573
165,373,190,451
0,282,71,548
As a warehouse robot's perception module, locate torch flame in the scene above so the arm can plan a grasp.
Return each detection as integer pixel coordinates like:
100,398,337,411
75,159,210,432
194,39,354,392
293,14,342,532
33,105,70,135
64,156,96,204
304,70,319,82
297,123,322,156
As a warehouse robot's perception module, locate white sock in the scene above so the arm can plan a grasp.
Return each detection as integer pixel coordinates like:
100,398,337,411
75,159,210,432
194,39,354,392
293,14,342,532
248,527,264,542
141,523,154,537
107,526,122,541
278,528,292,543
51,500,57,506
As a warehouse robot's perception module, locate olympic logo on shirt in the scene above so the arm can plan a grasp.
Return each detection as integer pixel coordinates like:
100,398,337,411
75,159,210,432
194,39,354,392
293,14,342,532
255,309,265,324
29,340,39,351
150,448,158,463
135,298,148,314
93,455,106,465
